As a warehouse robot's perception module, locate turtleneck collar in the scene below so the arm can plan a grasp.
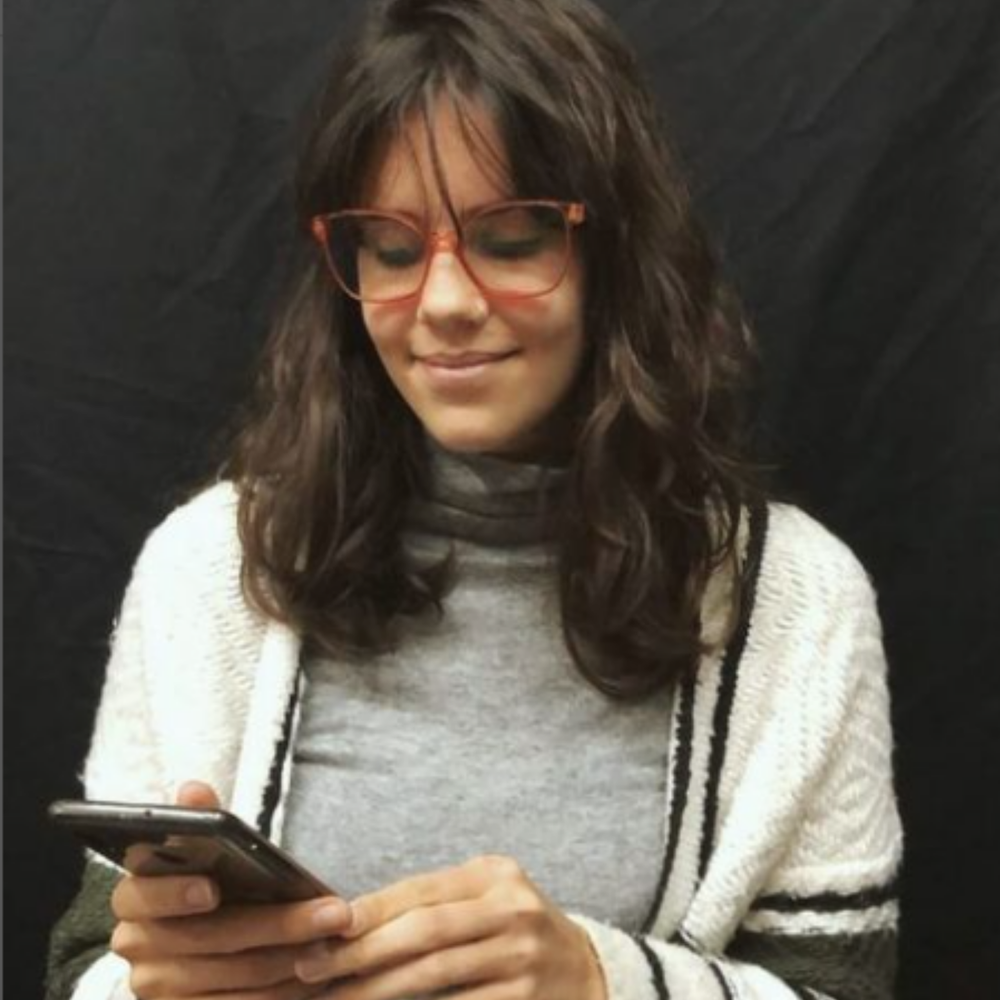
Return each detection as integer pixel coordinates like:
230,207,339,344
406,435,570,546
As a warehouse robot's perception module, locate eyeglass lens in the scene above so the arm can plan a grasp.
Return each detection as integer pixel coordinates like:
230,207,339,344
324,204,569,301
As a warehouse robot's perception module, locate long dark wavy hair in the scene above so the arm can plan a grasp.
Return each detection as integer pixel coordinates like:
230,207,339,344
225,0,761,699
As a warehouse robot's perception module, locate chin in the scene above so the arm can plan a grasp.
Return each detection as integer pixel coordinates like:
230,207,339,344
426,421,530,457
429,431,505,455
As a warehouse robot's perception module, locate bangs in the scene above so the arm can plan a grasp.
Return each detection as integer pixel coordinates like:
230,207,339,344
297,31,586,224
421,82,517,221
354,81,519,221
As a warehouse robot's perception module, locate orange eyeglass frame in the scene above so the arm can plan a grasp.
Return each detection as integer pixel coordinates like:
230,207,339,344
309,199,586,303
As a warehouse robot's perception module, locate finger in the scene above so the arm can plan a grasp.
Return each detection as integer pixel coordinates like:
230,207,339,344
127,944,302,996
312,936,517,1000
296,898,503,983
113,897,352,958
431,985,519,1000
153,980,320,1000
175,780,222,809
343,858,502,940
112,874,219,920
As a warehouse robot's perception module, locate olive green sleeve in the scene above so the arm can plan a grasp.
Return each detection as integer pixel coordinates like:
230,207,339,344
727,926,898,1000
45,860,122,1000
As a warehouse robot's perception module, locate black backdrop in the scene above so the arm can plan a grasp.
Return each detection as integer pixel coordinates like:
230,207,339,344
6,1,1000,996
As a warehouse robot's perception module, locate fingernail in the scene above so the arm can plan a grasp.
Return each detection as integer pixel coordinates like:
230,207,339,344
312,900,351,932
184,880,215,910
296,941,334,983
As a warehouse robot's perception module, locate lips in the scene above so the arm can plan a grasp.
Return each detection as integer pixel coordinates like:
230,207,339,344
414,349,519,393
417,351,518,369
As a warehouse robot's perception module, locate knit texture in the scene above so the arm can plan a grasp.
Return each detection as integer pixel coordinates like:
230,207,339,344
47,483,902,1000
283,444,673,932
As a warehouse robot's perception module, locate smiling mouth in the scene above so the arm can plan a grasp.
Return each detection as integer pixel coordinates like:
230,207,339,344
417,351,518,370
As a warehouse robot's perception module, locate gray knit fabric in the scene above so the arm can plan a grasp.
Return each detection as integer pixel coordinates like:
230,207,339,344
282,442,673,933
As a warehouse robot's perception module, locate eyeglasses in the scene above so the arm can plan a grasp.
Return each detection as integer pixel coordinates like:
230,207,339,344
310,199,585,303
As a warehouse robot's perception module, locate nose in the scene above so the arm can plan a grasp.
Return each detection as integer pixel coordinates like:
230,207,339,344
416,246,489,332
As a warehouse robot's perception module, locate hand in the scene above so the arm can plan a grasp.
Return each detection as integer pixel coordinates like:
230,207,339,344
293,854,608,1000
110,780,352,1000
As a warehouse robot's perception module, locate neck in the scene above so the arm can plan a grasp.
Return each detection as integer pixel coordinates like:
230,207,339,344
406,435,570,546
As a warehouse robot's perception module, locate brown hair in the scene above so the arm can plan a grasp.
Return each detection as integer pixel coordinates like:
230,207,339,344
225,0,761,699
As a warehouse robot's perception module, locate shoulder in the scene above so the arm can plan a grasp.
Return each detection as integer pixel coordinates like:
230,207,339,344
730,501,888,726
756,501,879,621
726,502,890,754
703,500,876,649
88,482,272,807
122,480,249,625
145,479,240,550
731,502,889,755
137,480,242,579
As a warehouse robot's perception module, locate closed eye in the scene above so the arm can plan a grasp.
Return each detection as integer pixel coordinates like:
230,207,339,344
472,236,545,260
372,246,423,268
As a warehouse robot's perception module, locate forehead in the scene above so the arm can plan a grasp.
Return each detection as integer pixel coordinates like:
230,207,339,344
364,98,513,214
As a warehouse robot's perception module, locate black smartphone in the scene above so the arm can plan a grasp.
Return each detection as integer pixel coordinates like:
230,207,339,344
49,799,334,904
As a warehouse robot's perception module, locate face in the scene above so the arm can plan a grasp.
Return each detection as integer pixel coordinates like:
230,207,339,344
358,100,586,459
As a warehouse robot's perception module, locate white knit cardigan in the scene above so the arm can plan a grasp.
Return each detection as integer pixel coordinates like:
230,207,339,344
70,484,902,1000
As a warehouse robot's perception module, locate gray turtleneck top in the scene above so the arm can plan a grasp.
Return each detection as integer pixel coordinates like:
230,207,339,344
282,443,673,934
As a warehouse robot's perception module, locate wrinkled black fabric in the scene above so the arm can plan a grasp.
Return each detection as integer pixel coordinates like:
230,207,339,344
7,2,999,998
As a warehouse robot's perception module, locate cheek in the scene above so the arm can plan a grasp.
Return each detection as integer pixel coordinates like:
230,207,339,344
548,257,586,346
518,277,586,374
361,303,412,362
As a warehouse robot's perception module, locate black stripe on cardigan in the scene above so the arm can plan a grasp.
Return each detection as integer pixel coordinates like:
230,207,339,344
698,501,769,880
674,927,702,951
256,668,303,837
640,669,697,934
674,932,736,1000
751,879,899,915
707,958,736,1000
633,935,671,1000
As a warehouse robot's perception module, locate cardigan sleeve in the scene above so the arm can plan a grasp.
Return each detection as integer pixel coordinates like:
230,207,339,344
45,485,251,1000
44,510,182,1000
45,861,126,1000
568,537,902,1000
43,567,156,997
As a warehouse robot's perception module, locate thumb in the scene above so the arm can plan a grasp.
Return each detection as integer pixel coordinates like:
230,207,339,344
175,780,221,810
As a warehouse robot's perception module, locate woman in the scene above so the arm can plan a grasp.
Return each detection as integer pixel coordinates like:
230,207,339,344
47,1,902,998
